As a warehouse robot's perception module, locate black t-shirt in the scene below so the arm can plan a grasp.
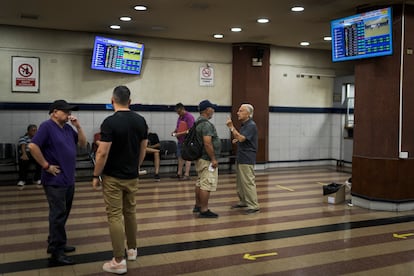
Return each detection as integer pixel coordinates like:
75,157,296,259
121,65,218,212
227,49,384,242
100,110,148,179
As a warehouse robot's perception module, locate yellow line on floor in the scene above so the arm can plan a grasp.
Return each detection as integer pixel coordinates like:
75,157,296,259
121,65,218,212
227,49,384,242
276,185,295,192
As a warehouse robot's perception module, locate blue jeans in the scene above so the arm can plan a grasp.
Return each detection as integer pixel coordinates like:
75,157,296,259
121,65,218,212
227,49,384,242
43,185,75,255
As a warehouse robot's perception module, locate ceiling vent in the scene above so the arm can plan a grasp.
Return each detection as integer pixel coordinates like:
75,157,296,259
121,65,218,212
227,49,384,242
20,14,39,20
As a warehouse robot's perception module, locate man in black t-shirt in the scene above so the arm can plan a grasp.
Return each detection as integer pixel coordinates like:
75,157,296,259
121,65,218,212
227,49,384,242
92,85,148,274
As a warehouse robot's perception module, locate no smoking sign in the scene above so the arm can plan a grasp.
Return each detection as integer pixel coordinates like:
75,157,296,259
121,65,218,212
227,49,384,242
12,56,40,92
199,65,214,86
18,63,34,77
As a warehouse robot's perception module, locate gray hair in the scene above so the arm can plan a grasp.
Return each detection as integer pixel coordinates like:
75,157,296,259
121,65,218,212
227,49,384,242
241,104,254,118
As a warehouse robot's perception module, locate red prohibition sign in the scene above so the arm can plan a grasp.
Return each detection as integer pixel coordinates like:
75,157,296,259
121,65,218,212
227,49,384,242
18,63,33,77
201,67,211,78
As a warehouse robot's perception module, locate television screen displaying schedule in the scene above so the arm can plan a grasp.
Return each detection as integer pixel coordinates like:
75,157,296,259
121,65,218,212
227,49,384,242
331,7,392,62
91,36,144,75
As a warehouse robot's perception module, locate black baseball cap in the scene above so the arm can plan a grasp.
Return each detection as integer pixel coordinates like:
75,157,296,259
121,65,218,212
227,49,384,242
48,100,78,114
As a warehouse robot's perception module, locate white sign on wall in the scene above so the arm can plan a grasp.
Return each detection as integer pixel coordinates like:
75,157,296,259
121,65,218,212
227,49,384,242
199,65,214,86
12,56,40,93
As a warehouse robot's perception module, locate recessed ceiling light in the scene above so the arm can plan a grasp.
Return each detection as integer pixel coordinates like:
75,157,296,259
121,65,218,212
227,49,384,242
110,25,121,30
291,6,304,12
120,16,131,21
134,5,147,11
323,36,332,41
213,34,224,39
231,27,242,32
257,18,270,24
300,41,310,46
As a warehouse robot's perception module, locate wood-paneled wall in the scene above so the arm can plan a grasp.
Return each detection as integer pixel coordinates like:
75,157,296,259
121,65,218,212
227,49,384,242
353,4,414,201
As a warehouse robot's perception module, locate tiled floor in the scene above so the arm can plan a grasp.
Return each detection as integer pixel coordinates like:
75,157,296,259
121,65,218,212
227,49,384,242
1,166,413,275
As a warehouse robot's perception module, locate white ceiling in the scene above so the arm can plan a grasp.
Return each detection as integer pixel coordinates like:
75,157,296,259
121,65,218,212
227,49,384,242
0,0,402,50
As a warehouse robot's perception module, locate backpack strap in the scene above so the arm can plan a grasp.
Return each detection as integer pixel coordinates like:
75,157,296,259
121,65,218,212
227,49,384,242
195,117,209,128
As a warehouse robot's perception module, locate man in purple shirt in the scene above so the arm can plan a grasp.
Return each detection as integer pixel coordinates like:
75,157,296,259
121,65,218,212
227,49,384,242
29,100,86,265
172,103,195,180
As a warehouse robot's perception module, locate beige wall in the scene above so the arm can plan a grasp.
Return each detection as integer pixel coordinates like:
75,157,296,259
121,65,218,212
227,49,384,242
0,25,354,165
0,26,233,105
0,26,353,108
269,47,353,107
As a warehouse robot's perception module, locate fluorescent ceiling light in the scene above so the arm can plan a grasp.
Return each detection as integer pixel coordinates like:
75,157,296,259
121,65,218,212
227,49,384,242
257,18,270,24
110,25,121,30
120,16,131,21
231,27,242,32
134,5,147,11
213,34,224,39
323,36,332,41
300,41,310,46
291,6,304,12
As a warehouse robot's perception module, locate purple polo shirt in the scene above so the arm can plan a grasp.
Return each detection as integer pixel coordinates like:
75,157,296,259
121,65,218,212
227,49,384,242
31,119,78,186
176,111,195,143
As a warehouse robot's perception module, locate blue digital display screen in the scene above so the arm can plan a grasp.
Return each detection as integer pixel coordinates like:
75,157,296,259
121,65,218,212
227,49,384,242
331,7,392,62
91,36,144,75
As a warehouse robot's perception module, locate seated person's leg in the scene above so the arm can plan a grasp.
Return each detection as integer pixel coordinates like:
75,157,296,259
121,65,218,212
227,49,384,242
153,151,160,175
145,148,161,181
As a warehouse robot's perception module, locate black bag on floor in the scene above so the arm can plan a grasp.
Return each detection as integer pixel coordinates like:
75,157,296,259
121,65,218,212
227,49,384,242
323,183,343,195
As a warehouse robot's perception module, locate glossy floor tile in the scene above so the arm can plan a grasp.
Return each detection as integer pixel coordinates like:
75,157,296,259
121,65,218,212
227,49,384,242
0,166,413,275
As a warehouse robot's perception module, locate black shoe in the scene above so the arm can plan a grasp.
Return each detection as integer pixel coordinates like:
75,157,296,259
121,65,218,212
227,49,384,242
47,245,76,254
230,204,248,209
63,245,76,253
193,206,201,213
198,209,219,218
154,174,161,182
50,253,75,265
245,209,260,215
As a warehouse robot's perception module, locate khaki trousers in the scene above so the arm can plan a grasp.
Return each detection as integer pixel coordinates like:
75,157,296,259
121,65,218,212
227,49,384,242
102,175,139,258
236,163,259,210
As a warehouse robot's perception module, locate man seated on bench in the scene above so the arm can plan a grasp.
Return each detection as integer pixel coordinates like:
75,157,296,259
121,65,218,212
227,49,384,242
17,124,42,189
144,132,161,182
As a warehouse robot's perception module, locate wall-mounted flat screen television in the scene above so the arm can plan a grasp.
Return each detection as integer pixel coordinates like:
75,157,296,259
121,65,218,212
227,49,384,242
331,7,392,62
91,36,144,75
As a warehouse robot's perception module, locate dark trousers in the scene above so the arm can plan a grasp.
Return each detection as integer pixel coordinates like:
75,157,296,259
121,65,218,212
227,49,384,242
18,155,41,182
43,185,75,255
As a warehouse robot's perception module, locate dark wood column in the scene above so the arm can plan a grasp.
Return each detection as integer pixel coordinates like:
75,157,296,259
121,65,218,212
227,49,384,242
353,4,414,202
231,44,270,163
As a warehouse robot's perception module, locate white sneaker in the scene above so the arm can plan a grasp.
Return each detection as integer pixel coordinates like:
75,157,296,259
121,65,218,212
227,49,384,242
17,180,25,186
127,248,137,261
17,181,25,190
102,258,127,274
34,180,42,188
